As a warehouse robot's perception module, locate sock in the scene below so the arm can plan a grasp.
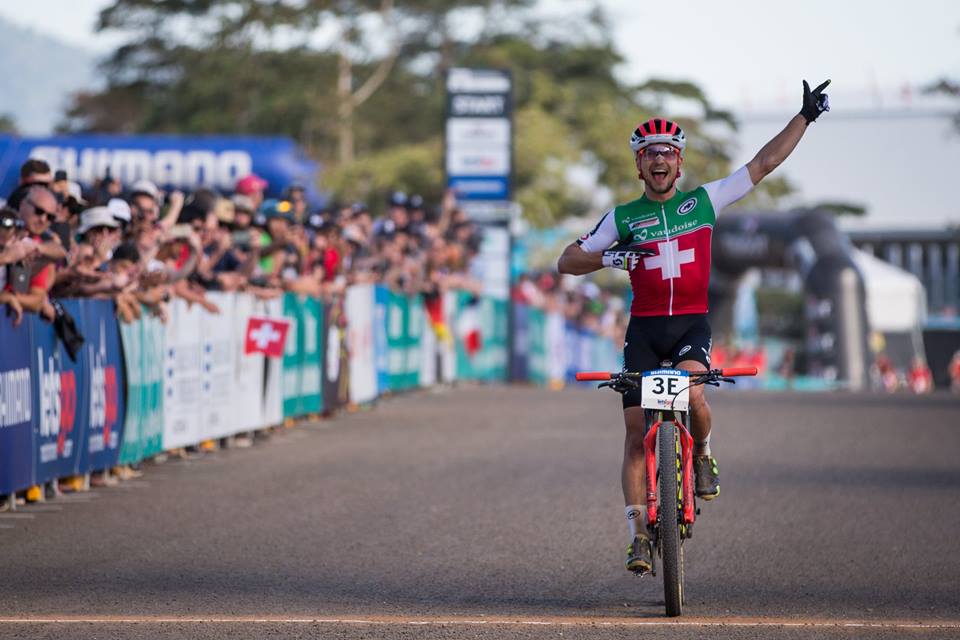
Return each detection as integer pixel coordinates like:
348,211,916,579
694,432,711,456
625,505,645,539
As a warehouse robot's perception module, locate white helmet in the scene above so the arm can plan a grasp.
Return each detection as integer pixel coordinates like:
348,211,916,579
629,118,686,154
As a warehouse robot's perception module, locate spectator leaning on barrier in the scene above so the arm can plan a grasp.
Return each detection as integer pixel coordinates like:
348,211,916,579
0,208,27,324
15,185,66,321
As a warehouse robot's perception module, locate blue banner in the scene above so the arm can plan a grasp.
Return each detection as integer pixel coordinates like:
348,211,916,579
80,302,126,473
30,300,90,483
0,314,34,495
0,134,322,204
373,286,390,394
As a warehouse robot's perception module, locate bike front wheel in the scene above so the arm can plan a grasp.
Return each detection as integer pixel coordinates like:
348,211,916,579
657,418,683,616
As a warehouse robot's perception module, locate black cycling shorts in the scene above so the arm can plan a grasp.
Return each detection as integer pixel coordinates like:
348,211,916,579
621,314,712,409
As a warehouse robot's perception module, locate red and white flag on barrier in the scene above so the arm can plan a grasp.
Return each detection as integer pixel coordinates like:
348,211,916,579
244,316,291,358
456,297,482,357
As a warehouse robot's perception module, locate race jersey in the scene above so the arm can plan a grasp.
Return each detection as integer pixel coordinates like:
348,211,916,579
578,166,754,317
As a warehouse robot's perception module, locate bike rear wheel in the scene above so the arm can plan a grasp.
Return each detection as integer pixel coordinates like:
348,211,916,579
657,418,683,617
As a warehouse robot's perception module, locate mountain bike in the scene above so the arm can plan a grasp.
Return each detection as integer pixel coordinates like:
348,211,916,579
575,366,758,617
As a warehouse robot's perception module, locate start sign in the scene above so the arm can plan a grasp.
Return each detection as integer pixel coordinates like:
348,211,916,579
640,369,690,411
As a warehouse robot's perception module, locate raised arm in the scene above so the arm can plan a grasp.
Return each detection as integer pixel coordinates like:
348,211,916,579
746,79,830,185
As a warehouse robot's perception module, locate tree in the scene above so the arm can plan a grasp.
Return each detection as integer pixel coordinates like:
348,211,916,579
65,0,531,163
0,113,17,134
62,2,772,224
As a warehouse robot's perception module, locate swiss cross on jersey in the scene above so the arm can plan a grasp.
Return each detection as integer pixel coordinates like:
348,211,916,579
244,316,291,358
642,240,695,279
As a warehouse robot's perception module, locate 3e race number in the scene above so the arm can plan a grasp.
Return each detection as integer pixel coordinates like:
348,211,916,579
640,369,690,411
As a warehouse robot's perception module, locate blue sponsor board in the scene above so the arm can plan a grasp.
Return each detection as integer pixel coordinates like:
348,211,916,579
0,314,34,495
373,286,391,394
81,302,126,473
447,176,509,201
30,300,90,483
0,134,322,204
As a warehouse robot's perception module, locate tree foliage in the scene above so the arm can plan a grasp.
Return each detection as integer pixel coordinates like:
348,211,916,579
62,1,776,223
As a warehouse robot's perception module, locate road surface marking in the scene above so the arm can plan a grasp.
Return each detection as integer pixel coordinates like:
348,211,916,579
0,616,957,629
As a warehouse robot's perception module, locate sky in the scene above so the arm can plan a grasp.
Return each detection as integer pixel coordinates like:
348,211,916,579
1,0,959,227
10,0,958,112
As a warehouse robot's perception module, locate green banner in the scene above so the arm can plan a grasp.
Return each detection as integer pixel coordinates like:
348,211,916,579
118,320,143,465
281,293,324,418
281,293,303,418
301,296,323,414
386,290,408,391
117,312,164,464
141,313,164,458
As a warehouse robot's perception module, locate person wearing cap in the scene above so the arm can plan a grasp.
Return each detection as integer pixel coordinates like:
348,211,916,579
374,190,409,238
107,197,133,232
236,174,268,211
256,199,302,286
130,179,184,231
108,242,145,322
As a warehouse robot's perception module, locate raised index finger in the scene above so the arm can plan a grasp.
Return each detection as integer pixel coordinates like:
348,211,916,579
814,79,831,93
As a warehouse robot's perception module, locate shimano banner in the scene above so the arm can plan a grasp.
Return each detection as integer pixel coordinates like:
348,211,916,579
0,314,33,495
0,134,320,202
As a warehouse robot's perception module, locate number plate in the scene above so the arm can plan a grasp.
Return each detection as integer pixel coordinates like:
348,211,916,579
640,369,690,411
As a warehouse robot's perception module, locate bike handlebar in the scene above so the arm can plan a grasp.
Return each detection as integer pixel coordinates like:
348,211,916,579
575,367,758,381
719,367,758,377
575,372,612,381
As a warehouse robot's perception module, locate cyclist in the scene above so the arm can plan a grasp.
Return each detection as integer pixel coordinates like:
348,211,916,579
557,80,831,574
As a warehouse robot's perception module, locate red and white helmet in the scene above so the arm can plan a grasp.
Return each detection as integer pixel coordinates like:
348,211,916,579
629,118,686,154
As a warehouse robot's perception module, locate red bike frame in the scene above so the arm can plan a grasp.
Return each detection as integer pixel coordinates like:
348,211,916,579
643,417,696,529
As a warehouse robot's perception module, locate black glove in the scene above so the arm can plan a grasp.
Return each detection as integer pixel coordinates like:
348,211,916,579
601,243,655,271
800,79,831,124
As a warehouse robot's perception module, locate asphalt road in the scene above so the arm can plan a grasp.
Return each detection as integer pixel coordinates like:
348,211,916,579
2,385,959,639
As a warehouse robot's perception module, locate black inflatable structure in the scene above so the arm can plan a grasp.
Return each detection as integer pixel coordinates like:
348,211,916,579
711,209,871,389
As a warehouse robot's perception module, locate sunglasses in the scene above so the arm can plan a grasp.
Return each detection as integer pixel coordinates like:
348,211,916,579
87,225,115,234
26,199,57,222
642,145,680,159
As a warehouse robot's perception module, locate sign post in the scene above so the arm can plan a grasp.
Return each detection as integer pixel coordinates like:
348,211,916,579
445,68,515,381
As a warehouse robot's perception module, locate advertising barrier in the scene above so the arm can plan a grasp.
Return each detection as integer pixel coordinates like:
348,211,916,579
31,300,90,484
0,315,33,495
162,299,203,449
1,291,630,498
346,285,377,405
231,294,265,433
200,293,238,440
81,300,126,472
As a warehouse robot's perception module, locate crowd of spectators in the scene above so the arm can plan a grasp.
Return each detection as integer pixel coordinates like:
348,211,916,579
512,271,630,344
0,159,485,328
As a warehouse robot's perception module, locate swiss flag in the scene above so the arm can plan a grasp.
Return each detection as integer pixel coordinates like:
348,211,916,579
244,316,291,358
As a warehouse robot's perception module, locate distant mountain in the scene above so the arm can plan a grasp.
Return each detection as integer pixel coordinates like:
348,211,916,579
0,18,98,135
